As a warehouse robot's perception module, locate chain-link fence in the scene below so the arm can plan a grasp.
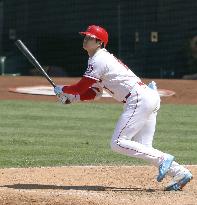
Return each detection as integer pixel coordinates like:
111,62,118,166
0,0,197,78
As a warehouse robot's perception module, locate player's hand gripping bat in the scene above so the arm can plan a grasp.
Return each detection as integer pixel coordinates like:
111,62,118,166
15,39,56,87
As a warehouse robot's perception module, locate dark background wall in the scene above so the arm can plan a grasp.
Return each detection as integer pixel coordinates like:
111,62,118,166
0,1,3,54
1,0,197,78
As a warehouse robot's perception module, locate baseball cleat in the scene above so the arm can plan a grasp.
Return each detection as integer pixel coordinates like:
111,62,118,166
165,172,193,191
157,154,174,182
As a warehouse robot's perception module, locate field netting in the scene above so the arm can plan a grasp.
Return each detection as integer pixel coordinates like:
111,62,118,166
1,0,197,78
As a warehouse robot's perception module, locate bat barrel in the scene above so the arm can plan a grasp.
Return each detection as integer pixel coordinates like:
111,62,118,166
15,40,56,87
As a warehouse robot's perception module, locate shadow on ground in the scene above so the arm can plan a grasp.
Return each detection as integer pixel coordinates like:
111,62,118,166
1,184,157,192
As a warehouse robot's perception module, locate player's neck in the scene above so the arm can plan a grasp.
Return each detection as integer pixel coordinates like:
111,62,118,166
88,47,101,58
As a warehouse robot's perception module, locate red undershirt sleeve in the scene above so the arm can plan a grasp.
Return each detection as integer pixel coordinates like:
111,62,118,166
62,76,97,96
80,88,97,101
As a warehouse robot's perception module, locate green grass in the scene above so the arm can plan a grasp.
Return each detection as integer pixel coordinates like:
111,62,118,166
155,104,197,164
0,100,196,168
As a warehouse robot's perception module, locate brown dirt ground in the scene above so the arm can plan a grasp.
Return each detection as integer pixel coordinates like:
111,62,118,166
0,76,197,205
1,76,197,104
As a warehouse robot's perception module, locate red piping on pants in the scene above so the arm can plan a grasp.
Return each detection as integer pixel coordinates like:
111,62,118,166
116,91,159,159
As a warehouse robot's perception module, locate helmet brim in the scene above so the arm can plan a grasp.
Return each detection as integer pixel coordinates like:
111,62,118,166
79,32,97,39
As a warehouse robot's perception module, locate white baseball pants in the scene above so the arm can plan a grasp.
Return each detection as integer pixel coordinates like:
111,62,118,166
111,84,187,177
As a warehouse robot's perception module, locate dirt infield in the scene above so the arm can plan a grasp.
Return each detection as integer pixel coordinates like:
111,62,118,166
0,166,196,205
1,76,197,104
0,76,197,204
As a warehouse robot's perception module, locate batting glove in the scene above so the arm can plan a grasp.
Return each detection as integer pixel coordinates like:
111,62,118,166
57,93,80,104
54,85,64,96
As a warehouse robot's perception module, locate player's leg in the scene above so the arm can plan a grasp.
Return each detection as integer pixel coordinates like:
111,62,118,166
132,112,187,175
128,103,193,189
111,91,170,167
132,112,157,148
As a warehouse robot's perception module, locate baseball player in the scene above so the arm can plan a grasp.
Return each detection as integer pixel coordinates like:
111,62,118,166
54,25,193,191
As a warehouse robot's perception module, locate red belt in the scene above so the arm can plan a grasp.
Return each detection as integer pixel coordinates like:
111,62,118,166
122,81,145,103
122,92,131,103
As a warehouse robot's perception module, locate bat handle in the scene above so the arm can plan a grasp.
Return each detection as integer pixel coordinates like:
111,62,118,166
50,81,56,88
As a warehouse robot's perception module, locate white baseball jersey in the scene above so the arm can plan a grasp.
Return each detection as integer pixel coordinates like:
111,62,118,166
83,48,141,102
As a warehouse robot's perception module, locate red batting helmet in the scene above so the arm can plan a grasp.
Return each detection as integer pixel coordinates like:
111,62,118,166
79,25,108,47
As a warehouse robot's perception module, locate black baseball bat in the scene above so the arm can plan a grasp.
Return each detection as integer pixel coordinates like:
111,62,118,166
15,39,56,87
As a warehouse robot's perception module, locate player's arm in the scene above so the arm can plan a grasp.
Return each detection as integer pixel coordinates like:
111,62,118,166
61,76,96,95
54,76,101,102
80,86,102,101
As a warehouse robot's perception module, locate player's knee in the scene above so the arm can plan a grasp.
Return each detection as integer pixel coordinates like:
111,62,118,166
110,139,120,152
